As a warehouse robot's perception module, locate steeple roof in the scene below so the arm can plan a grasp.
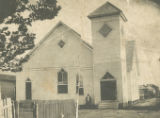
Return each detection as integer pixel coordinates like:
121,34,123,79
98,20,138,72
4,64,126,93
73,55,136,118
88,2,127,21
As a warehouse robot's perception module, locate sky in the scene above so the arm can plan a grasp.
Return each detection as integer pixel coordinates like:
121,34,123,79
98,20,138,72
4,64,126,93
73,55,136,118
31,0,160,50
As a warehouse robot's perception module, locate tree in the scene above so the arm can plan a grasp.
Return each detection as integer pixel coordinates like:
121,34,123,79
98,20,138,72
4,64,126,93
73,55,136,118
0,0,16,20
0,0,61,72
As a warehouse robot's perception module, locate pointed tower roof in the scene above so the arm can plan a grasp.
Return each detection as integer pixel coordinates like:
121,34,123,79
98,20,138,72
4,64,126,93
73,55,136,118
88,2,127,21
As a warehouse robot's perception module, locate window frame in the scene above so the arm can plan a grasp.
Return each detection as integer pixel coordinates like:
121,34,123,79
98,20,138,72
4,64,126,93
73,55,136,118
57,69,68,94
25,78,32,100
76,74,84,96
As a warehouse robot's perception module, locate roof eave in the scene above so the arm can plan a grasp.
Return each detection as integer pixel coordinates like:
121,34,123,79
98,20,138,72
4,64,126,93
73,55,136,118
120,12,127,22
0,74,16,82
88,12,127,22
88,12,120,19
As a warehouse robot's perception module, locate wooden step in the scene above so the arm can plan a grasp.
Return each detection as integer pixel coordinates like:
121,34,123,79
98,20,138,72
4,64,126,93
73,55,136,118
98,100,119,109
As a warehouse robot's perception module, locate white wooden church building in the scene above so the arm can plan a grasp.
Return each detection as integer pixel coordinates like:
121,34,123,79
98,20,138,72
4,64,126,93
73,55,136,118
16,2,140,108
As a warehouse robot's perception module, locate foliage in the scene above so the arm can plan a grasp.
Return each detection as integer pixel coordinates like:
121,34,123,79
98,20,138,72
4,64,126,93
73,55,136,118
29,0,61,20
0,0,61,72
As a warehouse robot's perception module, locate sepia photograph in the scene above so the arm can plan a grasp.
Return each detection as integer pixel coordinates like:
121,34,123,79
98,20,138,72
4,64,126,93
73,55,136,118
0,0,160,118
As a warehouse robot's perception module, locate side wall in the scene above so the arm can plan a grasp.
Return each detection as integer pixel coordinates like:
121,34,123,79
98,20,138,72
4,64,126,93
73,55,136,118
127,50,140,102
16,68,93,104
120,18,128,105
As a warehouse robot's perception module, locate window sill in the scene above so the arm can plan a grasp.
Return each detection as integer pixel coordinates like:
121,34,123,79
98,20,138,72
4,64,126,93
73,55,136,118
57,93,68,94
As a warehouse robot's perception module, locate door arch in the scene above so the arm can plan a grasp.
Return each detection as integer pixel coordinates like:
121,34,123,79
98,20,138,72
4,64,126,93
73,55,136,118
100,72,117,100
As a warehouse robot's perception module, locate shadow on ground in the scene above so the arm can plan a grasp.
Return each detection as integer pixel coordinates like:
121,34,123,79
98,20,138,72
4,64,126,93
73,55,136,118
127,98,160,110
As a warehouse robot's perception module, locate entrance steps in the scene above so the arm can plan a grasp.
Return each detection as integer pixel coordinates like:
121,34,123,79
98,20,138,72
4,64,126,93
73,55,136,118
98,100,119,109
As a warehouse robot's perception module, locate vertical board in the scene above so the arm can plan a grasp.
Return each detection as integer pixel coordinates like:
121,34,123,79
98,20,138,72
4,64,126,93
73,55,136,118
36,99,76,118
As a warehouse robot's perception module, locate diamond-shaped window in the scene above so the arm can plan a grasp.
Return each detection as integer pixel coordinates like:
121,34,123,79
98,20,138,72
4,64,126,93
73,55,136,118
99,24,112,37
58,40,65,48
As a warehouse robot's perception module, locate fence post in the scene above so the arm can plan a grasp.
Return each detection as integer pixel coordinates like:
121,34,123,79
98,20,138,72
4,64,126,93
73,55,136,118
3,99,7,118
17,102,19,118
12,101,15,118
7,98,12,118
0,100,3,118
76,100,78,118
36,103,38,118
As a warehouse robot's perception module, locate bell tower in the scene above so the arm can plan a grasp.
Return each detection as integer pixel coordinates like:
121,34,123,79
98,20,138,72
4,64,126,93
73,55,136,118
88,2,128,107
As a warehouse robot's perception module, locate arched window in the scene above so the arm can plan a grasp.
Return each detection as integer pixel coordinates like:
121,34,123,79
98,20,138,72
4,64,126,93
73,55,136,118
57,69,68,93
76,74,84,95
25,78,32,100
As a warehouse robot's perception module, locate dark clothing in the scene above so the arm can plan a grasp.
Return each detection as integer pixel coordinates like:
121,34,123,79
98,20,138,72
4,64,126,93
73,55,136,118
85,95,91,106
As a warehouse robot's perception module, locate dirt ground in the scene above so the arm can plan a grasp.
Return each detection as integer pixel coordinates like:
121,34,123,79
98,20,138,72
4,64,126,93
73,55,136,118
79,109,160,118
79,98,160,118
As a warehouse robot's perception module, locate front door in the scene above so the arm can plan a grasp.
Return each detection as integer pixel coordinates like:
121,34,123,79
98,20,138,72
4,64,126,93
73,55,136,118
100,81,116,100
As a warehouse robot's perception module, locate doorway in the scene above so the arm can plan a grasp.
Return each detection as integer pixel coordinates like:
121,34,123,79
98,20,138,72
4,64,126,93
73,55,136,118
100,80,116,100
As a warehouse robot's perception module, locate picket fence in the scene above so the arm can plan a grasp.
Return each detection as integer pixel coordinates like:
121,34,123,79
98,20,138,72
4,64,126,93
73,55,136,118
0,98,15,118
0,98,77,118
35,100,76,118
17,99,76,118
